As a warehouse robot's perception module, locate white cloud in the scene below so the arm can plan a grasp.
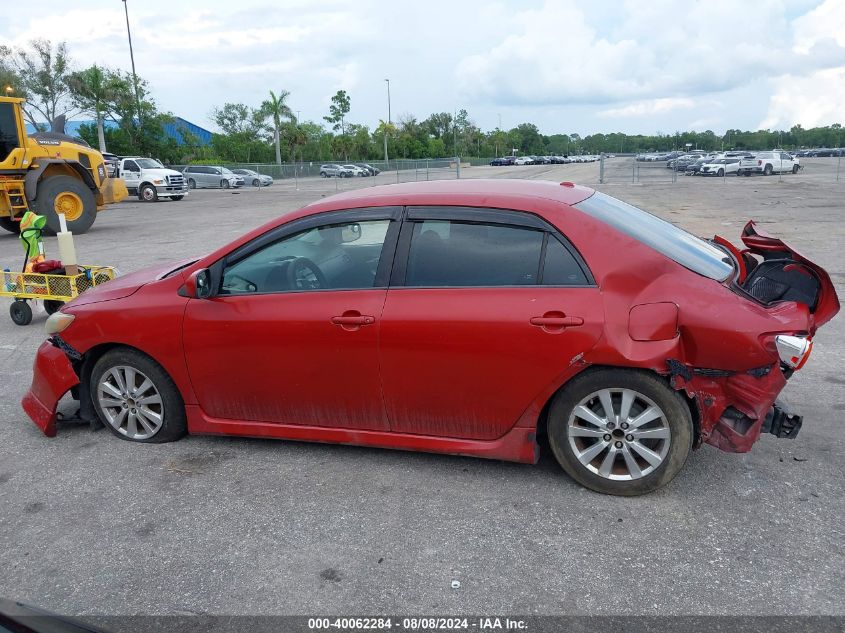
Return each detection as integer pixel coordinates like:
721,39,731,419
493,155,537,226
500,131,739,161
598,98,695,118
760,67,845,129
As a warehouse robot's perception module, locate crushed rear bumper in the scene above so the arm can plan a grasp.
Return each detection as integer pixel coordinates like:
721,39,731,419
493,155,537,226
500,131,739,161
21,340,80,437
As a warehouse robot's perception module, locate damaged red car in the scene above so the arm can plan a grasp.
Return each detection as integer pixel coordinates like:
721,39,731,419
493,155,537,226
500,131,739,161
22,180,839,495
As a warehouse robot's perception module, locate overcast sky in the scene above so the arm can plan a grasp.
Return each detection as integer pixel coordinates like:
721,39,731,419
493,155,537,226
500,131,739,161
4,0,844,136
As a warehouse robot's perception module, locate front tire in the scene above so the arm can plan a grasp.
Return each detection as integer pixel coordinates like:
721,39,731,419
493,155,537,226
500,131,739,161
252,178,260,187
547,369,693,496
221,180,230,189
34,175,97,234
139,184,158,202
792,164,799,174
717,168,724,177
90,348,187,443
170,195,184,201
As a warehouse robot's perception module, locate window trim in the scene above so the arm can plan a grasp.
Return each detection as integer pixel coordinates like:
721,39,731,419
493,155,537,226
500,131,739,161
211,207,403,297
391,206,595,289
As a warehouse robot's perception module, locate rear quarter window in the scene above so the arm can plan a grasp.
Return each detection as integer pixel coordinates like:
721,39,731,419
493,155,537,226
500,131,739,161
573,192,734,281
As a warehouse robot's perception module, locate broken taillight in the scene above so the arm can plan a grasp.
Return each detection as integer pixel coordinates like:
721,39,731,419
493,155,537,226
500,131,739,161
775,335,813,369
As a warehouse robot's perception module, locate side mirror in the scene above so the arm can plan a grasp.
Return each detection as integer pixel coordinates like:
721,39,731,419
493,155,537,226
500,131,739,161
185,269,212,299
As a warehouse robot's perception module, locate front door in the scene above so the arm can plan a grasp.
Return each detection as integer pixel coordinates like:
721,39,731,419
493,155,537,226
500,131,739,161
121,159,141,191
379,209,604,440
183,209,400,430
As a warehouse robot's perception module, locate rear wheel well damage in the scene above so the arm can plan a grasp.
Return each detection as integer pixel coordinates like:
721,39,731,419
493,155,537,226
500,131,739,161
537,365,699,445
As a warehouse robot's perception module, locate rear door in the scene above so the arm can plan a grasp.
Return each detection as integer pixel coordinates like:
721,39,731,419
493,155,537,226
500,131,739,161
378,206,604,440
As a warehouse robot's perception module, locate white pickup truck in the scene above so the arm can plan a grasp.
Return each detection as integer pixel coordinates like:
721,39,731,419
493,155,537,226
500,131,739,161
738,151,800,176
117,157,189,202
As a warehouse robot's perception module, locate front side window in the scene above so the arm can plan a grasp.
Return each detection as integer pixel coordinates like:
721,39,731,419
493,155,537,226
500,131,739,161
406,220,545,287
124,160,139,172
574,191,734,281
221,219,391,294
0,102,20,162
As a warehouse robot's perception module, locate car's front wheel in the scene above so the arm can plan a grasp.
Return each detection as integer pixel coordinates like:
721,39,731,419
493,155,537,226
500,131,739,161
547,369,693,496
90,348,187,443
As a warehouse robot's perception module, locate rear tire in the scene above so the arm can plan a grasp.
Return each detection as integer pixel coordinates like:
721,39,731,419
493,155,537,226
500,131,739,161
763,164,773,176
792,164,799,174
0,216,20,234
547,369,693,496
43,300,64,315
34,175,97,234
90,348,187,443
188,179,196,189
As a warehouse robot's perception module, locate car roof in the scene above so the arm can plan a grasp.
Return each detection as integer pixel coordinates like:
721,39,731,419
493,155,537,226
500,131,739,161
304,179,595,211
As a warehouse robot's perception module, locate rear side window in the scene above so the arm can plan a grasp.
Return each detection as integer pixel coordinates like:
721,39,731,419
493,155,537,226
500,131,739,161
542,237,588,285
574,192,734,281
406,221,544,287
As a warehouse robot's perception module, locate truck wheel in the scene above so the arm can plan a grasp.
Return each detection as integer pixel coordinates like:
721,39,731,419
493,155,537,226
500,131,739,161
35,175,97,234
10,300,32,326
792,164,799,174
0,216,20,234
171,195,184,201
139,184,158,202
763,164,773,176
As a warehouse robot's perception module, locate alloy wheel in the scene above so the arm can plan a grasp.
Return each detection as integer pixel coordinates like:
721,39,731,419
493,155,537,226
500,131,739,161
97,365,165,440
567,388,671,481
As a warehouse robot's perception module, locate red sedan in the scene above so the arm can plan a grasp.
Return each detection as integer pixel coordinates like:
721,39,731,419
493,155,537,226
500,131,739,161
22,180,839,495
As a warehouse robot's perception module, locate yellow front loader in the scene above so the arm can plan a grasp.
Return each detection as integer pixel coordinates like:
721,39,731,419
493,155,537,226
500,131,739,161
0,96,128,235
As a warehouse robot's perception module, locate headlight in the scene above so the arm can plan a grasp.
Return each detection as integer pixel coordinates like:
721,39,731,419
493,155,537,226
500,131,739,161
152,179,164,184
45,311,75,334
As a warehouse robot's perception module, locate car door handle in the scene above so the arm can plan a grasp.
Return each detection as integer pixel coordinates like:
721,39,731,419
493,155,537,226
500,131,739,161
331,311,375,330
530,312,584,331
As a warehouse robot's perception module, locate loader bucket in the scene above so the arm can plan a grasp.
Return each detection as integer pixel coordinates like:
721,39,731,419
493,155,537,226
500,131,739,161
96,177,128,207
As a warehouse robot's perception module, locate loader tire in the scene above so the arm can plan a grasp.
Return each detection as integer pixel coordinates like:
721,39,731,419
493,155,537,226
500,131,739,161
34,175,97,235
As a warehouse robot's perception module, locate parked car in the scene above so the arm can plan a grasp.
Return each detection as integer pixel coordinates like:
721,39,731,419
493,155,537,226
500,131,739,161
513,156,534,165
320,164,355,178
183,165,243,189
24,180,839,496
737,152,799,176
118,157,188,202
667,155,698,170
343,164,369,177
685,157,710,175
699,158,741,176
232,169,274,187
360,164,381,176
101,152,120,178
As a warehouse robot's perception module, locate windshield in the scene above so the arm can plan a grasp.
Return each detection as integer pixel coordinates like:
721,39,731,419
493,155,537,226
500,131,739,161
573,192,735,281
136,158,164,169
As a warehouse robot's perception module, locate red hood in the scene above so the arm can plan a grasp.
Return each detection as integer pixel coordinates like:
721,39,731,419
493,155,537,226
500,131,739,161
65,259,196,308
738,220,839,330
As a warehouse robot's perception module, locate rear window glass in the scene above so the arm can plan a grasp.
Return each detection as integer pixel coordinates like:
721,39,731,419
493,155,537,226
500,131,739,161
573,192,734,281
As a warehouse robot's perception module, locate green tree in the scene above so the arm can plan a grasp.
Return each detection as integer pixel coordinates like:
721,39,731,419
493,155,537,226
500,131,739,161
260,89,294,165
67,65,126,152
10,39,74,128
324,90,351,159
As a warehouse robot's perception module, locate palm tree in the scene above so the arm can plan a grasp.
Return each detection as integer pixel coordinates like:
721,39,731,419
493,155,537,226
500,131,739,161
261,89,293,165
67,65,119,153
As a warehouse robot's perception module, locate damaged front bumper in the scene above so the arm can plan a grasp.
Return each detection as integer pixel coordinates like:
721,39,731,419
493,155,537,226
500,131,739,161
21,339,80,437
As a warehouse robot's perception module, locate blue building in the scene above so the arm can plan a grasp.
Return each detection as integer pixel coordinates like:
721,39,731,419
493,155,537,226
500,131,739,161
25,116,212,146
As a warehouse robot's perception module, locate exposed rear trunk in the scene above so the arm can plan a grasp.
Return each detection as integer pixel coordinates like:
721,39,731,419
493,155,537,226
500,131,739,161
731,221,839,333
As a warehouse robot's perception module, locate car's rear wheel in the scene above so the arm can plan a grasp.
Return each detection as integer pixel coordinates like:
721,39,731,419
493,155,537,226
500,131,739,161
188,179,196,189
90,348,186,443
547,369,693,496
792,164,799,174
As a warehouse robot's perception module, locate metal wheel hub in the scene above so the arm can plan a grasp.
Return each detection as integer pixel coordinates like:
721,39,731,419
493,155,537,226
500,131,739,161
97,365,164,440
567,387,671,481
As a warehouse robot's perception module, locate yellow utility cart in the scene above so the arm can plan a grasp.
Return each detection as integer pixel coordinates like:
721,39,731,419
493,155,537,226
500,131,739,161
1,266,116,325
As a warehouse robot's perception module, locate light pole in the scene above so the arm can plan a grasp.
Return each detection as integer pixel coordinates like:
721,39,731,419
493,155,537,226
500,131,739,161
122,0,143,131
383,79,391,170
